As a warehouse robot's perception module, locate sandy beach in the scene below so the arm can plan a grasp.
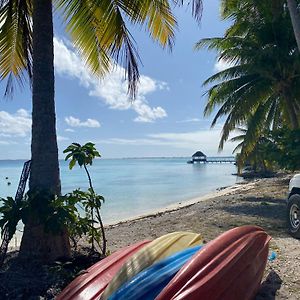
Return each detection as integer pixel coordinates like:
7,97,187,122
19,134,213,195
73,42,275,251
2,174,300,299
105,174,300,300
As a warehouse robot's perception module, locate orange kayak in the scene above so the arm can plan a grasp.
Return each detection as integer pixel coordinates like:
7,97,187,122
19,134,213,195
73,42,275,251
57,240,151,300
156,226,271,300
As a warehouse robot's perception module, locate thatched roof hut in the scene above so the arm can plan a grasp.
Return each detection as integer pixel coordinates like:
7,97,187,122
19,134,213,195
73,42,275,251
192,151,206,158
190,151,207,163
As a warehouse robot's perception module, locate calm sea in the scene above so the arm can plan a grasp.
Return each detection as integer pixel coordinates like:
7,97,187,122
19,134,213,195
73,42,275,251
0,158,239,224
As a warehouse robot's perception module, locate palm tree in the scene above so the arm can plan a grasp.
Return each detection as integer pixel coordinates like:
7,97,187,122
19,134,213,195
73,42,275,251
196,0,300,151
0,0,203,262
230,125,274,174
63,142,106,255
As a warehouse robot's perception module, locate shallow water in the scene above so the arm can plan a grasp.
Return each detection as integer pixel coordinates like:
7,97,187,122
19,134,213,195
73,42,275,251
0,158,240,224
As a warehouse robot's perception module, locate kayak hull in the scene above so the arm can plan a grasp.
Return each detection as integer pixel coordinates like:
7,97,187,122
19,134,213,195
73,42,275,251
156,226,271,300
57,240,151,300
101,231,202,299
109,245,203,300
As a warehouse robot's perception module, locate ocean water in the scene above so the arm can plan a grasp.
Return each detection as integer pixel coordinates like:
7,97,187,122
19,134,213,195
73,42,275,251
0,158,239,224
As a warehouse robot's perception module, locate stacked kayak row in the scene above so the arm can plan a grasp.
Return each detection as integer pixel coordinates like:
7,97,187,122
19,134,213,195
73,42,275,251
58,226,271,300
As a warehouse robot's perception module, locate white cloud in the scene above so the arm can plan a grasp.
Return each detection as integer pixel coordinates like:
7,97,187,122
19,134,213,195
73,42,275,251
101,128,238,155
57,135,69,141
65,116,101,128
214,58,234,72
65,128,75,132
54,38,168,123
0,140,16,145
176,118,201,123
0,109,31,137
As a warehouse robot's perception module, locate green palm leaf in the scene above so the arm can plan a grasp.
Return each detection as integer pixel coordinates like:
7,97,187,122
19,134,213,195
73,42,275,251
55,0,178,97
0,0,32,96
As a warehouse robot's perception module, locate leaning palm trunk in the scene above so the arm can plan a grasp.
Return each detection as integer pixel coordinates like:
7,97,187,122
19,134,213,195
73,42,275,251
287,0,300,52
19,0,70,262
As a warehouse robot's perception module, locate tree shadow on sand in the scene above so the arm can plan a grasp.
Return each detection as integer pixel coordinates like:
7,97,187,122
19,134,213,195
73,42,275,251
220,196,288,238
256,270,282,300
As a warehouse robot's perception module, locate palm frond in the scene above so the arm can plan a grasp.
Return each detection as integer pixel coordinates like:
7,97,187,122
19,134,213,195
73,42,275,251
172,0,203,24
55,0,178,98
0,0,32,96
54,0,111,76
119,0,177,49
232,141,244,153
202,65,248,86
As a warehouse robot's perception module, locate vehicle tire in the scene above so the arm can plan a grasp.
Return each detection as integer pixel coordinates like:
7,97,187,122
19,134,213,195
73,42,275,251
287,194,300,238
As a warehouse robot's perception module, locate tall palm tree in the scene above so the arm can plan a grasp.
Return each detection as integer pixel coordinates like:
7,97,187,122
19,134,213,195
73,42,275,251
0,0,203,261
196,0,300,151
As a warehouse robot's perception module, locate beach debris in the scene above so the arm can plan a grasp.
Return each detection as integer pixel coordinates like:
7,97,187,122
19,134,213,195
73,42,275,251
268,251,277,262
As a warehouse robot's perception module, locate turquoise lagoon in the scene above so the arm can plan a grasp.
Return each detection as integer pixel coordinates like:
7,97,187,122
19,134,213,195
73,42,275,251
0,158,239,224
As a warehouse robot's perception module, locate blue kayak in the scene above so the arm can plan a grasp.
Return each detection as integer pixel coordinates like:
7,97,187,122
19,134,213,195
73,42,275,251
108,245,202,300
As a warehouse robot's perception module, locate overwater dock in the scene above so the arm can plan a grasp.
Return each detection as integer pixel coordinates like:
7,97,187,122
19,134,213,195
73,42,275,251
187,151,236,164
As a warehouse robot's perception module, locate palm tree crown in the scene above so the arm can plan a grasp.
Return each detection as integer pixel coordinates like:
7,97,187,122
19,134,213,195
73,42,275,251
0,0,203,261
0,0,202,97
196,0,300,150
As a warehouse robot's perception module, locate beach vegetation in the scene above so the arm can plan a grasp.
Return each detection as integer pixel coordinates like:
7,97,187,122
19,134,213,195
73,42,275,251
64,142,106,255
231,126,300,174
198,0,300,173
266,128,300,171
0,197,23,244
0,0,203,262
231,127,274,175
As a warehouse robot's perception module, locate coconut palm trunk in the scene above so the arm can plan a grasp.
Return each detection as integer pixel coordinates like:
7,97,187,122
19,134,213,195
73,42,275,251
19,0,70,262
287,0,300,52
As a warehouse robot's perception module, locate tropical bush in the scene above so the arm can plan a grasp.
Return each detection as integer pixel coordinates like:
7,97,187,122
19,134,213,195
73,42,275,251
0,142,106,261
231,127,300,174
267,128,300,171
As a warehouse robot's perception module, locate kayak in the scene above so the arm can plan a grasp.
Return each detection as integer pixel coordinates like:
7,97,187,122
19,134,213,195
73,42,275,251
109,245,203,300
156,226,271,300
57,240,151,300
101,231,202,300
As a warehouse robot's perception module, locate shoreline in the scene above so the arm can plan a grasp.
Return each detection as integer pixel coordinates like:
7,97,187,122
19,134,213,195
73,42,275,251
103,174,300,300
4,174,300,299
105,180,254,227
7,179,256,250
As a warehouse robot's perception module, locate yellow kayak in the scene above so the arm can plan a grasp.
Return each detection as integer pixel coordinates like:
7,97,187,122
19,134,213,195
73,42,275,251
101,231,202,300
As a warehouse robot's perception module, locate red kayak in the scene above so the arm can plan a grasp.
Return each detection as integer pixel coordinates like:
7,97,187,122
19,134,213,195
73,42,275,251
156,226,271,300
57,240,151,300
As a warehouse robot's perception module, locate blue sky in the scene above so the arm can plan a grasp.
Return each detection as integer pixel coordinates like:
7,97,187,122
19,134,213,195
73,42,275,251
0,0,236,159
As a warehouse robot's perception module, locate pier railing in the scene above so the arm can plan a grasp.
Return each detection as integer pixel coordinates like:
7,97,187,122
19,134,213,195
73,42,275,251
187,157,236,164
206,157,236,163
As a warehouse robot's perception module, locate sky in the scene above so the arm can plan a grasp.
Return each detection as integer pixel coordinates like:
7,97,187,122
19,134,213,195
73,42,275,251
0,0,237,160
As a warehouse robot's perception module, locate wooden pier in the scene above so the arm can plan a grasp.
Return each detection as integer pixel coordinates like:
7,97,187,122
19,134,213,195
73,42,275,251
206,157,236,163
187,157,235,164
187,151,235,164
187,151,236,164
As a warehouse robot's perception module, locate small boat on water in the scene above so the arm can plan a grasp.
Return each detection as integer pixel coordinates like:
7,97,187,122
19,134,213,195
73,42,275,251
57,240,151,300
156,226,271,300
